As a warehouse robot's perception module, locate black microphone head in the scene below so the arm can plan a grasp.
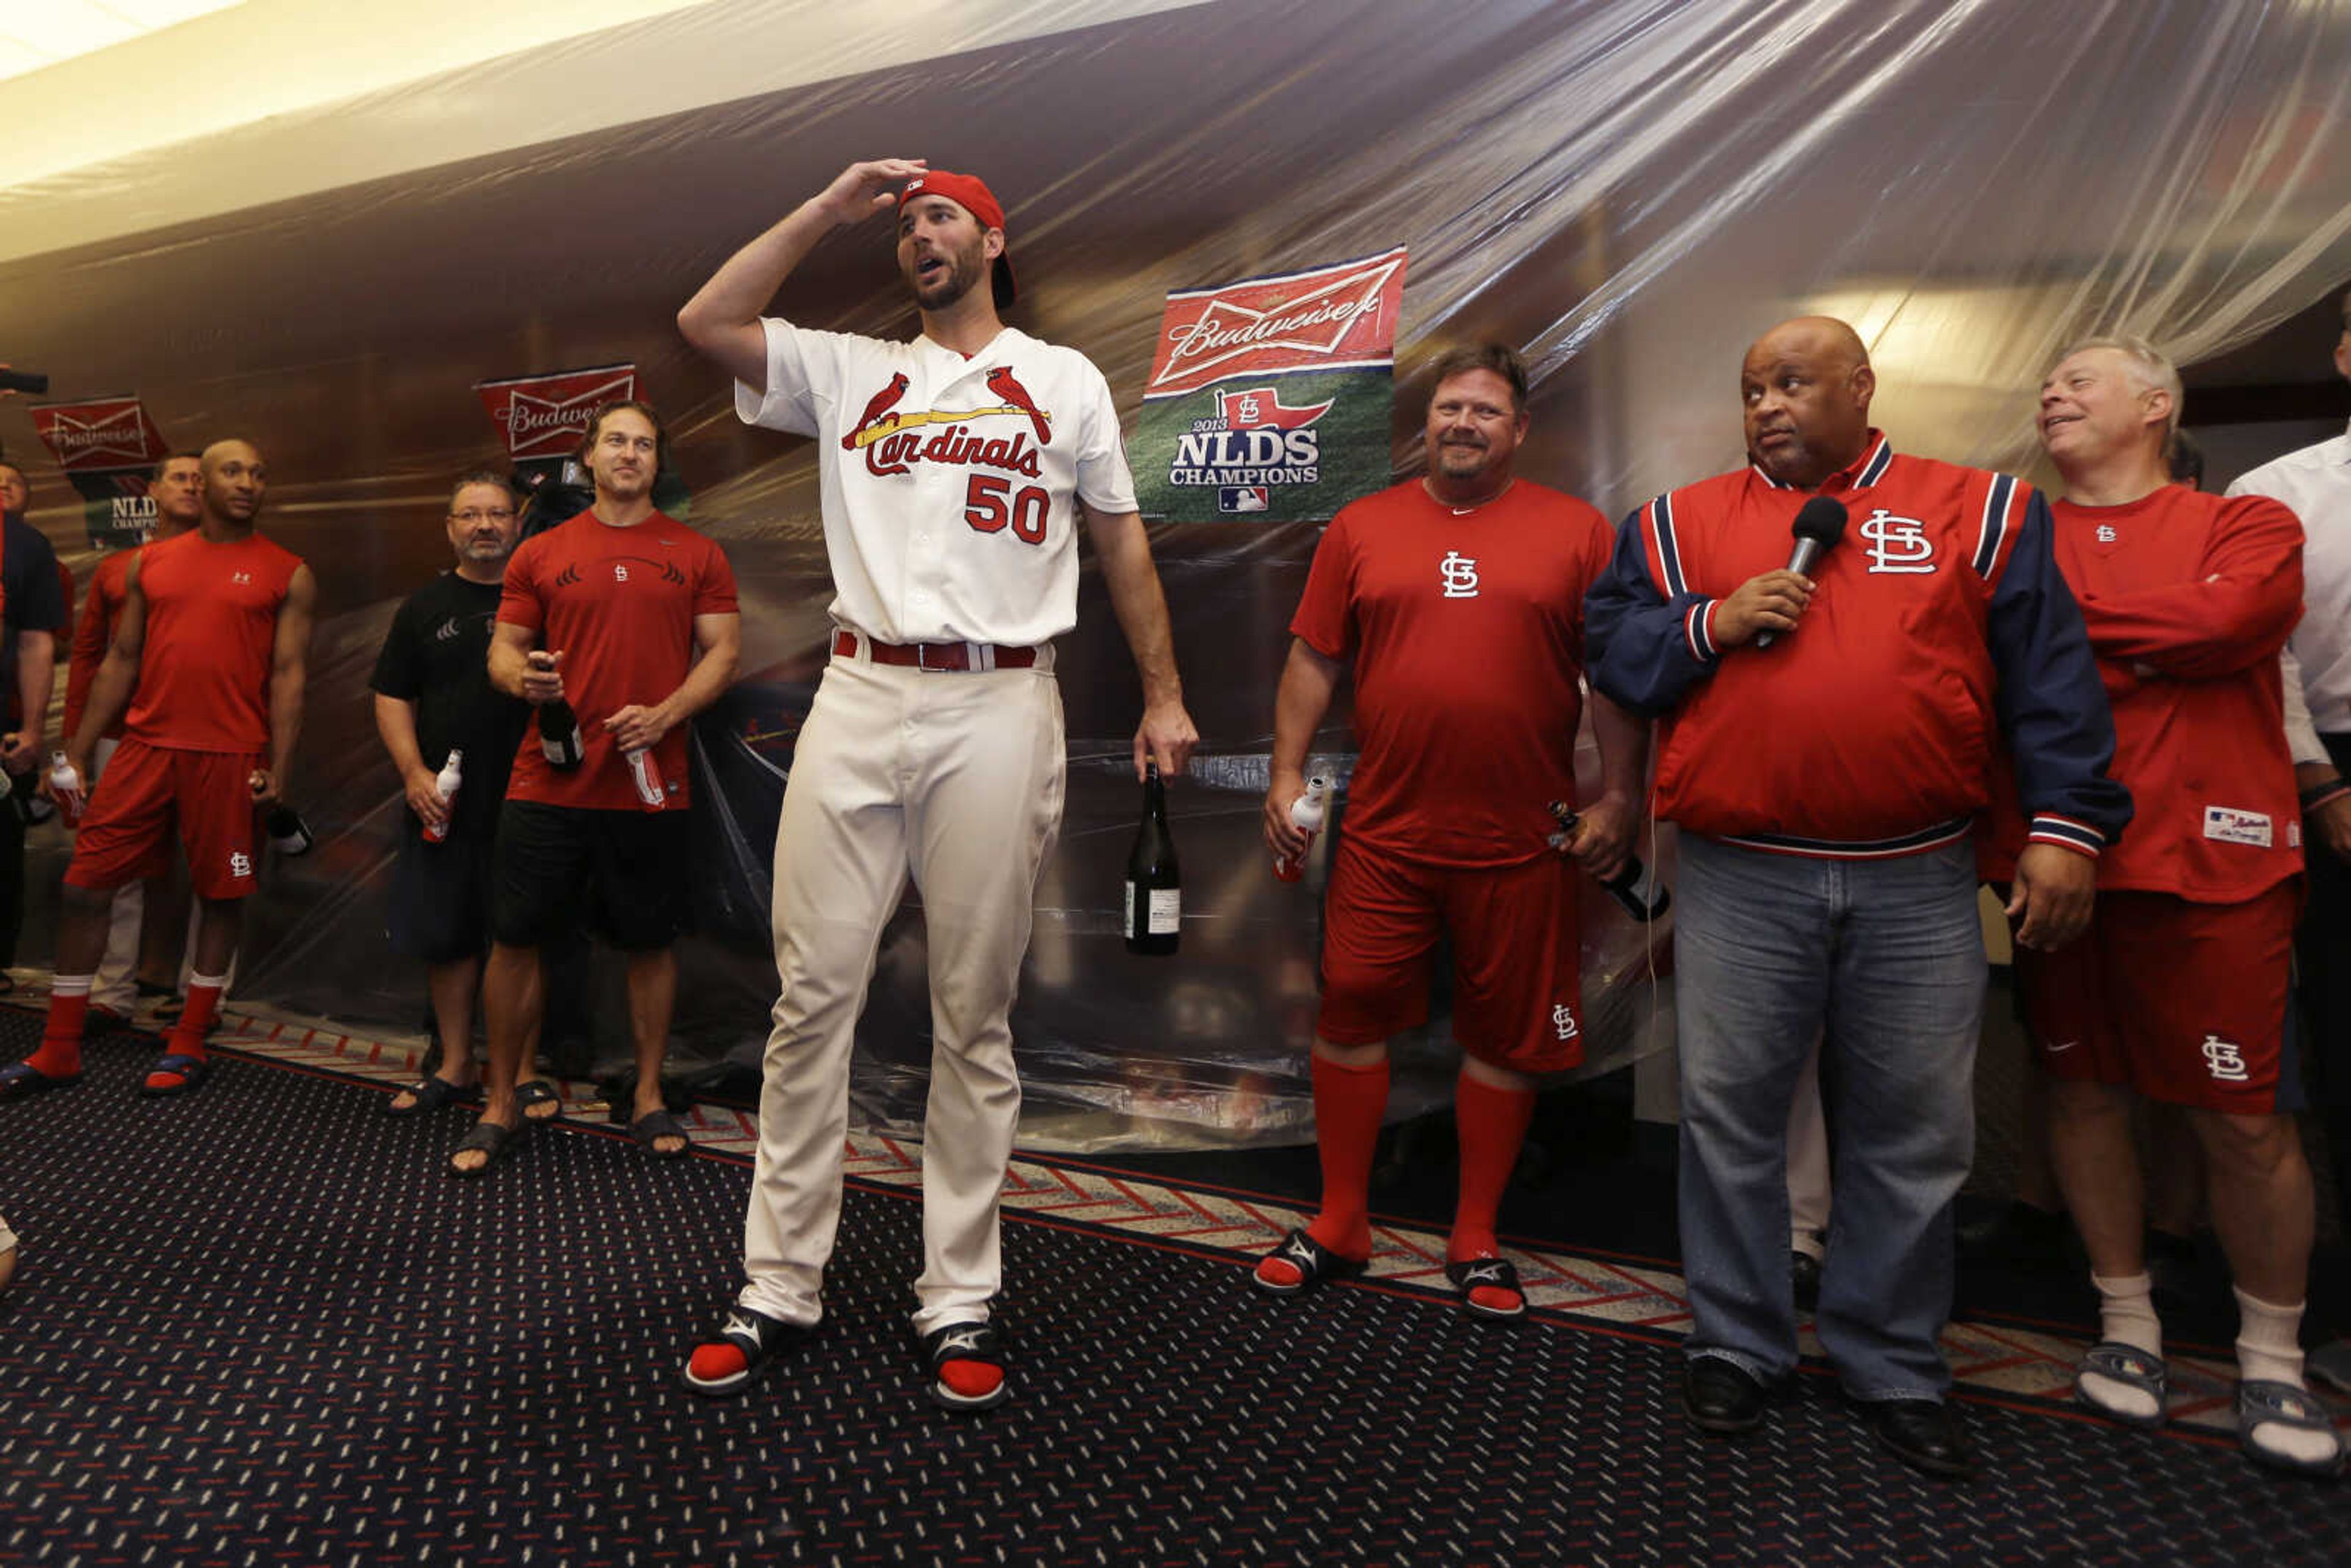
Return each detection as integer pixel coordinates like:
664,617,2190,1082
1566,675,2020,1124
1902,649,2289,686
1792,495,1849,546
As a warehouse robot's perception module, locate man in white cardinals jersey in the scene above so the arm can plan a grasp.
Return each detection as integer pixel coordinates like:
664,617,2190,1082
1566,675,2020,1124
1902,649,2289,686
676,159,1198,1411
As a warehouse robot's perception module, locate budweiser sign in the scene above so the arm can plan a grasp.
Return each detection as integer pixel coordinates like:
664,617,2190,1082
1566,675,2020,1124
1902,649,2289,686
474,364,639,461
1144,249,1406,398
29,396,169,474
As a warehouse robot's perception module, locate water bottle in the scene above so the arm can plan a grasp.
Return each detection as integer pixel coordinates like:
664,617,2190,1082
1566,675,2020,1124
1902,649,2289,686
423,749,463,843
1273,775,1330,882
48,752,85,828
624,746,667,811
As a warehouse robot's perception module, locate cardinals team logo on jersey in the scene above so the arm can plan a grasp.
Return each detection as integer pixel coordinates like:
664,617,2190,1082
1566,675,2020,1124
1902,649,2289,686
2202,1035,2249,1082
1440,550,1480,598
842,366,1054,479
1859,509,1937,574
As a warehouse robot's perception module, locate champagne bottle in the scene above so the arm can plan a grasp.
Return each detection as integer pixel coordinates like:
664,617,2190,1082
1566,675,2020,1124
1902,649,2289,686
1124,761,1180,956
1548,803,1671,922
538,699,584,769
265,805,315,857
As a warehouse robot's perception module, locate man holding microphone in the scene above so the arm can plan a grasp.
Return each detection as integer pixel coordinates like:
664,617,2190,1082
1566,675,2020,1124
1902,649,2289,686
1586,317,2129,1477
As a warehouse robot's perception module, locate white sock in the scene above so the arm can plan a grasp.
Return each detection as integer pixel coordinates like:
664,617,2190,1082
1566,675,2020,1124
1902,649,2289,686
2234,1286,2308,1386
2235,1288,2340,1467
2093,1272,2162,1356
2081,1273,2164,1421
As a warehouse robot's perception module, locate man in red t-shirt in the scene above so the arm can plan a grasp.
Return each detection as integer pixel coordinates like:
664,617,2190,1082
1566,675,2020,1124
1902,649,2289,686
67,450,205,1019
2,438,315,1100
1252,345,1649,1318
2021,337,2337,1476
451,401,741,1176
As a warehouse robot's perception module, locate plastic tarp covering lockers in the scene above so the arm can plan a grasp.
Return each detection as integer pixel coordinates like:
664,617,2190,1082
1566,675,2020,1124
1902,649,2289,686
5,0,2350,1149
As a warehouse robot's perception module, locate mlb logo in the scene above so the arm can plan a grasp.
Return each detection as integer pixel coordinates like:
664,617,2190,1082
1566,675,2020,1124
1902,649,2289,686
1219,486,1270,514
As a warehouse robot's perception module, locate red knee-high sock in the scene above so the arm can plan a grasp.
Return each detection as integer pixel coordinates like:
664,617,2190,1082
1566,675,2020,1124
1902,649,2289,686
28,976,94,1078
1450,1071,1535,1263
167,975,225,1061
1303,1054,1388,1260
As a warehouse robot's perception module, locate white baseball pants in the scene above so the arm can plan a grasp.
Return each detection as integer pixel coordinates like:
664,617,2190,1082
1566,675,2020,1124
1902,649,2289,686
739,650,1063,1337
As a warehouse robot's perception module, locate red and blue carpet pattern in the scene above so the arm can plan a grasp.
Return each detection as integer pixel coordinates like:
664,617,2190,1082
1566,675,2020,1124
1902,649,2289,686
1,1004,2345,1566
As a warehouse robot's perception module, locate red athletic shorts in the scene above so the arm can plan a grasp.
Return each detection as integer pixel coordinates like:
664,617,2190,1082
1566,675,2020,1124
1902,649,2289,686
2014,882,2301,1114
65,740,263,901
1318,837,1584,1073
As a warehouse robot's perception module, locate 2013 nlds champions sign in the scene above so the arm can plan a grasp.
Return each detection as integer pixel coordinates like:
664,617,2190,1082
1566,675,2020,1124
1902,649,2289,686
1134,249,1406,523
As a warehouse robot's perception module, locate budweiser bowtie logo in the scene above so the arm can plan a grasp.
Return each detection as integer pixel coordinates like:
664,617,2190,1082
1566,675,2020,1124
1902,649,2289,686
1146,249,1406,397
473,364,639,460
30,397,168,473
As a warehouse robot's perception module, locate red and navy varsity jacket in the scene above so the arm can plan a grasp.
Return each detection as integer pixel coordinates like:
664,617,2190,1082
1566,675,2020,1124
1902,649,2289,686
1584,431,2132,858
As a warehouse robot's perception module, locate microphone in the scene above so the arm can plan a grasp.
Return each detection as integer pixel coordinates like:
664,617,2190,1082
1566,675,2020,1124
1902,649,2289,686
1755,495,1849,649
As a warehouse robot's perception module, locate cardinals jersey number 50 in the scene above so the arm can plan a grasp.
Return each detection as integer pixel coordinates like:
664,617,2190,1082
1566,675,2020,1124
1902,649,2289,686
737,318,1136,648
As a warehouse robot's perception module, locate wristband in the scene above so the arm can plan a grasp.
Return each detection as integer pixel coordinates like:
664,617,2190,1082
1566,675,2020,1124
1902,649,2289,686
2301,781,2351,814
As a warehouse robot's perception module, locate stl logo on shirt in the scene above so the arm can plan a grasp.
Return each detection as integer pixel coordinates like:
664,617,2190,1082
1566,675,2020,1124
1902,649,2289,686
1440,550,1480,598
229,850,253,880
231,570,253,585
1551,1002,1579,1041
1859,509,1936,574
2096,524,2118,543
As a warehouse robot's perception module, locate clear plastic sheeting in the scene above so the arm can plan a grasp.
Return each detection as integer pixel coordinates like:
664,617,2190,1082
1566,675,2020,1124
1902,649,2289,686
5,0,2350,1148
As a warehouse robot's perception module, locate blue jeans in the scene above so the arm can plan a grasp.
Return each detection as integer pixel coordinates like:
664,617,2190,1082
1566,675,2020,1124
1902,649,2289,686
1675,835,1985,1400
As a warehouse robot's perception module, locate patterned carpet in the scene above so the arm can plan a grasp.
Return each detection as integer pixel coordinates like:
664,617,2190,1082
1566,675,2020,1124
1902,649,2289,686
1,1003,2345,1567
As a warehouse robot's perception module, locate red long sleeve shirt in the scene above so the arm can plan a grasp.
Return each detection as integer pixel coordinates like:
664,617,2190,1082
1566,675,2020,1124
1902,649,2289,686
2049,485,2302,900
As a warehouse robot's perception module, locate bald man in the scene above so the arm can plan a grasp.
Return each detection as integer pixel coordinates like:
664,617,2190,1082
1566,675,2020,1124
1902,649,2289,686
2,439,314,1101
1586,318,2130,1478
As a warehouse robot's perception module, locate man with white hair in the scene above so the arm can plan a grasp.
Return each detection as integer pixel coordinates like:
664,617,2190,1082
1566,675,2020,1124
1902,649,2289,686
2022,336,2336,1475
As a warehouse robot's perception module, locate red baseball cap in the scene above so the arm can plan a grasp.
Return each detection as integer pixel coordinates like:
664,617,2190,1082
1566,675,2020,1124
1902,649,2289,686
898,171,1017,309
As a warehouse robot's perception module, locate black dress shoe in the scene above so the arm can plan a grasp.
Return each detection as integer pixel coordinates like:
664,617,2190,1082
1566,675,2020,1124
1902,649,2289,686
1790,1250,1823,1313
1861,1398,1977,1479
1684,1357,1769,1435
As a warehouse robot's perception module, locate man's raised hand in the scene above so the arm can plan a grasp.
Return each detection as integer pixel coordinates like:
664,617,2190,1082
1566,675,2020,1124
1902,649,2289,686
817,160,929,227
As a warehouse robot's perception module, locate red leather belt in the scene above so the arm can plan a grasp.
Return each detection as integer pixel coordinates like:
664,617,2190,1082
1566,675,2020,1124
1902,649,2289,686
831,629,1038,672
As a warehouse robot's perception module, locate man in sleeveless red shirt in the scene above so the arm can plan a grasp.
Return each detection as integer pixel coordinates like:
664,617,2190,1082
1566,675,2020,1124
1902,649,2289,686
449,401,740,1176
2019,338,2338,1476
3,438,315,1100
67,450,205,1019
1251,345,1649,1320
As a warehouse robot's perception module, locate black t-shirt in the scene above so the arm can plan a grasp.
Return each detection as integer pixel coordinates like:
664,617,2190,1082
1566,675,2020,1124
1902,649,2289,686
2,514,66,727
369,572,529,838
